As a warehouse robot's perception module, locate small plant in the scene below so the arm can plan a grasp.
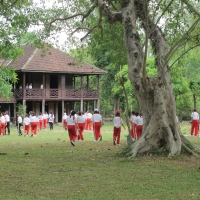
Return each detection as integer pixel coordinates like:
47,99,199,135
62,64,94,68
16,103,26,117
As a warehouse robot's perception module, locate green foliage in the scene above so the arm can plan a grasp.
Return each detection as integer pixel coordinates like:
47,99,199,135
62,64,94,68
0,66,18,100
0,0,34,100
16,103,26,117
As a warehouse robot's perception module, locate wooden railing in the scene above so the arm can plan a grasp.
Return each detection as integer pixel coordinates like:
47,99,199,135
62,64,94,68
13,89,99,100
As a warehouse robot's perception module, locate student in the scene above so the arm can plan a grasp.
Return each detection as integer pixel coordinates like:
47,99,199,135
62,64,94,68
62,112,68,130
92,109,102,142
135,112,143,139
29,83,32,89
113,110,126,145
66,110,77,146
48,111,54,131
17,113,23,136
38,112,43,131
130,111,137,141
76,111,86,141
5,111,10,135
43,111,48,129
85,110,93,130
190,109,199,136
0,112,6,136
31,112,38,136
23,114,30,136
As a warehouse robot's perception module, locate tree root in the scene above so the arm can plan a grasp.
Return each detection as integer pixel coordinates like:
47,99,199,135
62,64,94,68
181,142,199,157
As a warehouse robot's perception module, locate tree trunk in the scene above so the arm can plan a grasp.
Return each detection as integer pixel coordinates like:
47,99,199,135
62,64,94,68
121,0,199,157
193,94,196,109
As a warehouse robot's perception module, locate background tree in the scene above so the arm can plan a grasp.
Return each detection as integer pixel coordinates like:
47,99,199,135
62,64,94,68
0,0,33,99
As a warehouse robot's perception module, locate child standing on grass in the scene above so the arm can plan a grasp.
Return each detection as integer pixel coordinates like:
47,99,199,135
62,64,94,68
66,110,77,146
62,112,68,130
76,111,86,141
23,114,30,136
31,112,38,136
92,109,102,142
113,110,126,145
0,112,6,136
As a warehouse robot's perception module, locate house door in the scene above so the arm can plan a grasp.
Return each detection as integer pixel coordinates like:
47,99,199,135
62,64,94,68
50,75,58,89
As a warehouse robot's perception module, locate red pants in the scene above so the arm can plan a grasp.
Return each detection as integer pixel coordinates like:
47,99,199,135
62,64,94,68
39,120,43,130
191,120,199,136
1,123,6,135
31,122,38,135
93,122,101,141
131,122,136,138
63,119,67,130
24,125,30,134
113,127,121,144
85,118,93,130
136,125,143,139
68,125,77,141
77,123,85,140
43,119,47,128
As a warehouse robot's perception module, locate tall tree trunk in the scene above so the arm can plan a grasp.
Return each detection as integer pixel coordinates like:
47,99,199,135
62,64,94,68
121,0,199,157
193,94,196,109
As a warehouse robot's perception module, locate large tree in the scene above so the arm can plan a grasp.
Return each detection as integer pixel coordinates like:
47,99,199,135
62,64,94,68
32,0,200,157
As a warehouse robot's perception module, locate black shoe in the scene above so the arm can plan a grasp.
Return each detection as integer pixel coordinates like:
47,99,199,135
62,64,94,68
113,140,116,145
71,141,75,146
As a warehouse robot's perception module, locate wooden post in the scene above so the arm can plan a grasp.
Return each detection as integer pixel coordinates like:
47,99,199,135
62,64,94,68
80,76,83,111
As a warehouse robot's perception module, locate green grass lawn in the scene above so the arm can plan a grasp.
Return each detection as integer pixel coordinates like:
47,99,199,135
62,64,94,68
0,122,200,200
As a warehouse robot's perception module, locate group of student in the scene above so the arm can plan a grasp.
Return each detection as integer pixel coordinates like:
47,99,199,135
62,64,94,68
113,110,143,145
63,109,102,146
16,111,54,136
62,109,143,146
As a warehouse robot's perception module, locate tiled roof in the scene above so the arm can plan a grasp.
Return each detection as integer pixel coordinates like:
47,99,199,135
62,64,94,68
8,45,107,75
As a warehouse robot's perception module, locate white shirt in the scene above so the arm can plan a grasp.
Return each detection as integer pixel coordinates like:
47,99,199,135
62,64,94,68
135,116,143,126
67,116,76,125
92,113,102,123
31,116,38,122
18,116,22,123
38,115,43,120
5,114,10,122
63,113,67,120
43,113,48,119
114,116,124,128
23,117,30,125
0,116,6,123
48,114,54,122
29,85,32,89
191,111,199,120
87,113,92,119
77,115,86,123
130,115,136,123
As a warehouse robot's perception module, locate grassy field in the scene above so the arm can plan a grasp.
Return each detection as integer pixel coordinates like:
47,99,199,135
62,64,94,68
0,122,200,200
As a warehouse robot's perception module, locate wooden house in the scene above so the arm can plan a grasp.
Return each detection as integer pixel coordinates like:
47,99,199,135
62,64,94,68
0,45,106,122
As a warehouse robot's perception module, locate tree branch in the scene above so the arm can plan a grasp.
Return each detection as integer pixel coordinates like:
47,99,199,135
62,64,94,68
165,18,200,65
169,43,200,68
80,7,103,41
181,0,200,17
96,0,122,23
